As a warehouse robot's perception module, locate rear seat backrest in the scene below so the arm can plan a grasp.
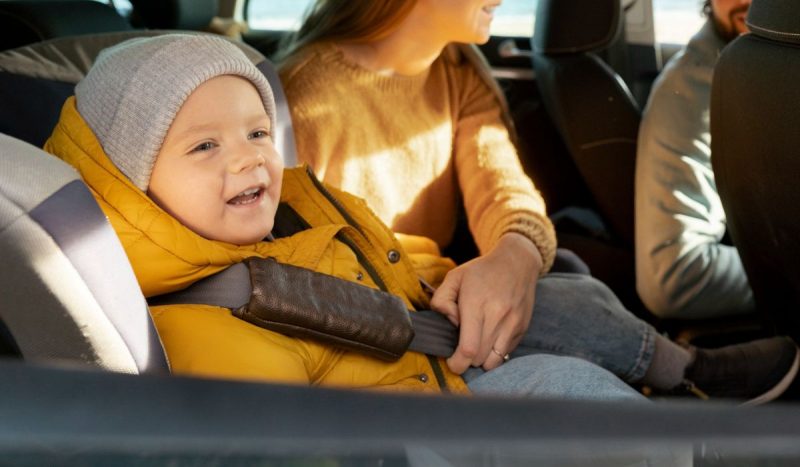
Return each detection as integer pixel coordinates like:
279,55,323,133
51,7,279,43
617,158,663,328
130,0,217,31
0,133,169,374
532,0,640,247
0,31,298,166
0,0,133,52
711,0,800,341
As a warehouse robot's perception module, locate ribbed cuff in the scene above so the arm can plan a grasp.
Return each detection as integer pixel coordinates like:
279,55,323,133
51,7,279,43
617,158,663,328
489,215,557,275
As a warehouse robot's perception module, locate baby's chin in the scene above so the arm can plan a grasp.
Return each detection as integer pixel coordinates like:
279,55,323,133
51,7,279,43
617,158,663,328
230,231,273,246
210,226,273,246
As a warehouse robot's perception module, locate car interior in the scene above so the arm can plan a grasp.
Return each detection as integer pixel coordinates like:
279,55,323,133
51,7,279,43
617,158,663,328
2,0,800,464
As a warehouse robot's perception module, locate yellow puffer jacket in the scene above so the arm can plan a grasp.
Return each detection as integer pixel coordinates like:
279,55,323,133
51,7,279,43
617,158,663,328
45,97,466,394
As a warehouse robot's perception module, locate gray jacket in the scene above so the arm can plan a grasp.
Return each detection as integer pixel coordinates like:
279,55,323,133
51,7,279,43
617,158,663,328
634,19,755,319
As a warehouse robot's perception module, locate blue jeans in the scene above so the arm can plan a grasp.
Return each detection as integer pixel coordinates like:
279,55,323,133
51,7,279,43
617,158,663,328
466,354,645,401
513,273,657,383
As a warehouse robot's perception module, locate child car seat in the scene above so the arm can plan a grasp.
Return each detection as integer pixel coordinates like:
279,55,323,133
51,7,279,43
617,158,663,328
0,0,132,52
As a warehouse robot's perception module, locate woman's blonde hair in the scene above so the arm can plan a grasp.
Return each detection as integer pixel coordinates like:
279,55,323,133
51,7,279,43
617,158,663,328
275,0,417,63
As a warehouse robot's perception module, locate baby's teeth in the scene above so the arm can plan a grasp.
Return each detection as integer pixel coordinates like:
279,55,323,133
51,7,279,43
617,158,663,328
240,187,259,196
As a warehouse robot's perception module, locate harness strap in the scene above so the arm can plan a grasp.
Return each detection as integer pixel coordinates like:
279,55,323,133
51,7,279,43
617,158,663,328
148,264,459,358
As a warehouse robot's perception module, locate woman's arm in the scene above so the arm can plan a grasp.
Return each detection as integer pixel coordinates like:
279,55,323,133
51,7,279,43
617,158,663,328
432,59,555,373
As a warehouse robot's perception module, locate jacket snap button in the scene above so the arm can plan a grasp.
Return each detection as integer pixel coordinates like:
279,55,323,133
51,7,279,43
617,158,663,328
356,272,364,281
419,373,429,383
387,249,401,263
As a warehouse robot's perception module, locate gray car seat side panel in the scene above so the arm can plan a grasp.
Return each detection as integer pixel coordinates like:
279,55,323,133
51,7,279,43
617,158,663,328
30,181,169,373
0,133,80,208
0,134,168,373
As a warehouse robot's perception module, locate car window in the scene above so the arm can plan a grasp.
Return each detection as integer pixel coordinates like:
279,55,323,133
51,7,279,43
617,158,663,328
246,0,312,31
491,0,537,37
246,0,538,37
653,0,706,44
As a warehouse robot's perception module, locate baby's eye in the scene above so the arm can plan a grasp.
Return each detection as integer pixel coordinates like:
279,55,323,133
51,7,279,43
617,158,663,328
249,129,271,140
190,141,216,153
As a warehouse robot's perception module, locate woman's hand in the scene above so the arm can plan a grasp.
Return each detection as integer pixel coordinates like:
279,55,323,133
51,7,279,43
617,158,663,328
430,232,542,374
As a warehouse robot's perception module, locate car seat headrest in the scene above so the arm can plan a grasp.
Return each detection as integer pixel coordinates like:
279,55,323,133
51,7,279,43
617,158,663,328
129,0,218,31
0,1,132,51
746,0,800,44
533,0,621,55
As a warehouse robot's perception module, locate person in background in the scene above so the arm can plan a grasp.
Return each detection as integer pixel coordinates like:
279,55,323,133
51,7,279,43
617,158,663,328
278,0,797,403
635,0,754,319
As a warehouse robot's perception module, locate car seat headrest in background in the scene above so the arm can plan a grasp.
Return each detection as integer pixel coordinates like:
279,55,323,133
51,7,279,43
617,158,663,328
0,31,297,166
533,0,620,54
130,0,218,31
0,1,132,52
529,0,638,247
0,133,170,374
746,0,800,44
0,31,167,149
711,0,800,342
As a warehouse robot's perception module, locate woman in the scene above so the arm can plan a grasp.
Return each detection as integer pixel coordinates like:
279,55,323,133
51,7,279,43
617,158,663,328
277,0,798,402
279,0,553,374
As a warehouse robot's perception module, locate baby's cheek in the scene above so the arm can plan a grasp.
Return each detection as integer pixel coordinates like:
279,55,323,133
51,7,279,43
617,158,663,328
269,176,283,202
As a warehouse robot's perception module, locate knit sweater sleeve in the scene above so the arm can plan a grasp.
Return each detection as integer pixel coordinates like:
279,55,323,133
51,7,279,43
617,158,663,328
453,63,556,272
634,26,755,318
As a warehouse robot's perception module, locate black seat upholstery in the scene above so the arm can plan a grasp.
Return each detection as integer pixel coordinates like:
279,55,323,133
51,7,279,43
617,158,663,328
531,0,640,247
0,31,297,166
531,0,644,316
0,133,169,374
711,0,800,341
0,0,132,52
130,0,217,31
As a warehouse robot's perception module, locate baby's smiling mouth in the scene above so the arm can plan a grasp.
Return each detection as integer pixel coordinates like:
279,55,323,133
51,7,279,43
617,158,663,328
227,186,264,205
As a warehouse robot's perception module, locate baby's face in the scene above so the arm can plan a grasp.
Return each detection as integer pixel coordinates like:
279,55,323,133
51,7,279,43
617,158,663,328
148,75,283,245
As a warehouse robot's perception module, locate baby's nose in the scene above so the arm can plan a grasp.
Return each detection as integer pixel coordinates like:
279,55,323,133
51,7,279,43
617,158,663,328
228,150,264,174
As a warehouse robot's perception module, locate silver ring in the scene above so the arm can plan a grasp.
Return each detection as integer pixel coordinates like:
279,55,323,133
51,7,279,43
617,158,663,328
492,347,510,362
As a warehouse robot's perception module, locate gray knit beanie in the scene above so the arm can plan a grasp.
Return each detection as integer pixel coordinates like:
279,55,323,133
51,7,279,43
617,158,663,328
75,34,276,191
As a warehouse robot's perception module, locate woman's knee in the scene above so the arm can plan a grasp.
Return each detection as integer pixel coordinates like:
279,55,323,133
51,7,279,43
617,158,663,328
549,248,592,275
537,273,624,313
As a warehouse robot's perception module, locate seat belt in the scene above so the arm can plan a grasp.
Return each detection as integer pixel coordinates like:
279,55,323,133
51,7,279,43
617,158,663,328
148,263,459,358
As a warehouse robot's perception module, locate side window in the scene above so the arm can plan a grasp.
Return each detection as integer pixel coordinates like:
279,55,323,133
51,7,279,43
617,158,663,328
247,0,314,31
653,0,706,44
245,0,537,36
491,0,537,37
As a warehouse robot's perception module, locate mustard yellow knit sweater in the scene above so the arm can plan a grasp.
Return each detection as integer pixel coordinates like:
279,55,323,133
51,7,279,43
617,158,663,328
280,43,556,271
